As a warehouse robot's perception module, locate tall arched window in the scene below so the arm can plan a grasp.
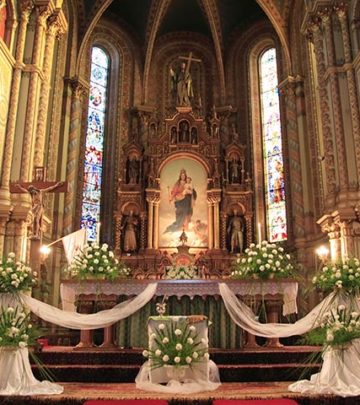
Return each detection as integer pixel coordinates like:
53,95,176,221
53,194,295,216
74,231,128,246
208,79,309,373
259,48,287,242
81,47,109,241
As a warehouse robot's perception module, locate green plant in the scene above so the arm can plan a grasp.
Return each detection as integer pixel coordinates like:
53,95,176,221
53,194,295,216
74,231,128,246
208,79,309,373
303,305,360,350
165,265,198,280
231,241,296,280
142,320,209,368
0,305,41,348
64,243,130,281
0,253,37,293
313,258,360,295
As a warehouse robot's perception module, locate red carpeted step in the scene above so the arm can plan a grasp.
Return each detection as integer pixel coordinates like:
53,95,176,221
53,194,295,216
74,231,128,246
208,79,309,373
213,400,299,405
83,401,168,405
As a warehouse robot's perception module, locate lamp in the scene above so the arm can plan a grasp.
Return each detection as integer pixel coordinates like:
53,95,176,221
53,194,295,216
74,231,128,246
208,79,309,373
316,245,329,263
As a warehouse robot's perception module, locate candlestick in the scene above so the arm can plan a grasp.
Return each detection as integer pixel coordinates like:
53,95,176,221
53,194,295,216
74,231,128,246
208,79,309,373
257,222,262,243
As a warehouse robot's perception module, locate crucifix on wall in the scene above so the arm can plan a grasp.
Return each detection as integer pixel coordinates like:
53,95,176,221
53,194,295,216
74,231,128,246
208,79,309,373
10,168,67,282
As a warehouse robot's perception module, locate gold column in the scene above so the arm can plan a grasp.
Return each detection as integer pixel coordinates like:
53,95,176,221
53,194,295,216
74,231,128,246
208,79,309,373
0,218,6,256
62,79,88,235
153,199,160,249
0,0,33,193
20,4,52,181
140,212,146,251
146,198,154,249
336,5,360,182
319,9,348,191
213,197,220,249
307,19,337,196
34,13,66,167
207,196,213,249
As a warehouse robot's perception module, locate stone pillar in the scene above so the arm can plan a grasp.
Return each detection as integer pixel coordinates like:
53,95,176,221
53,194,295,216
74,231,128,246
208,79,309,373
33,13,66,167
0,0,33,193
339,221,355,260
245,215,252,247
221,212,227,250
63,79,88,235
307,19,337,197
20,4,52,181
213,197,220,249
336,5,360,182
153,200,159,249
319,8,348,191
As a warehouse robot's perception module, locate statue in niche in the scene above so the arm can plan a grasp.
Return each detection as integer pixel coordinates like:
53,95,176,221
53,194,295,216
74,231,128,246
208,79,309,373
127,156,139,184
227,209,245,254
170,127,177,144
179,121,190,143
170,62,193,106
191,127,198,144
230,158,240,184
121,210,139,253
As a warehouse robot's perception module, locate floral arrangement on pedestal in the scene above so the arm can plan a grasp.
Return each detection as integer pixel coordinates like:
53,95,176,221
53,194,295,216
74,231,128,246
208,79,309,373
0,306,40,349
312,258,360,295
164,265,198,280
64,243,130,281
142,321,209,369
231,241,295,280
0,252,37,293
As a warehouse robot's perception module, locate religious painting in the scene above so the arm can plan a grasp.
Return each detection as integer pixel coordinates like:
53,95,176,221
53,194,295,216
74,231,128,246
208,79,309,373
159,158,208,248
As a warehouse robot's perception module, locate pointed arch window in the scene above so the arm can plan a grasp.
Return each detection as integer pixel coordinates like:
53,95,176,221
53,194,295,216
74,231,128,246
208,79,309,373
81,47,109,241
259,48,287,242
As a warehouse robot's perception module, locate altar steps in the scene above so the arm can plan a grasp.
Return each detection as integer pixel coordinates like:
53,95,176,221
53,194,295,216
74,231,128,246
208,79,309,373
31,346,321,383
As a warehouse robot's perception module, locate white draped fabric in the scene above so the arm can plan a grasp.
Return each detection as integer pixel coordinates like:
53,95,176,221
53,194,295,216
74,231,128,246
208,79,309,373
136,359,221,394
18,283,157,329
0,347,63,395
219,283,339,337
289,339,360,397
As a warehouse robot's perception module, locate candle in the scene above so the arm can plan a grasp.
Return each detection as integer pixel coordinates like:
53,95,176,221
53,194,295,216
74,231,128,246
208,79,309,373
257,222,262,243
96,221,101,243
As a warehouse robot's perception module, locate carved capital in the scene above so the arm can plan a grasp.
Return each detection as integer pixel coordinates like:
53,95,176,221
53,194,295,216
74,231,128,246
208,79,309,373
36,4,52,27
69,78,88,100
334,2,347,19
317,7,332,25
19,0,34,19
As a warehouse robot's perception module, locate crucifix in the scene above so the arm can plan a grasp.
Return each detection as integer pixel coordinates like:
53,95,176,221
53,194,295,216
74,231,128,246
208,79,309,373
10,167,67,285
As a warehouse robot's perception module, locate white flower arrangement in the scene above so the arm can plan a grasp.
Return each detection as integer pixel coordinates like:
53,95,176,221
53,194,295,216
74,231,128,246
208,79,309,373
0,305,40,348
64,243,130,281
143,320,209,368
0,253,37,293
312,258,360,295
231,241,295,280
165,265,198,280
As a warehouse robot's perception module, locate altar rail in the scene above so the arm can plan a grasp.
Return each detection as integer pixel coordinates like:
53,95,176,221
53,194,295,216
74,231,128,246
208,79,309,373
60,279,298,349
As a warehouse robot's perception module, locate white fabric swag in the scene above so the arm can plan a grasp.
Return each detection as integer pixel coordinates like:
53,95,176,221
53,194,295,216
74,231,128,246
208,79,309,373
219,283,353,338
19,283,157,329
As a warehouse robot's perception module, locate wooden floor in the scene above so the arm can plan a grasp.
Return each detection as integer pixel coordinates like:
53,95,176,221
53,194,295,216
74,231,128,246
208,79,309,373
0,382,359,405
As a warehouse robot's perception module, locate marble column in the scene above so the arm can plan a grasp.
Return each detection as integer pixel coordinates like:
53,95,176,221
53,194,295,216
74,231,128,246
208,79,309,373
147,199,154,249
207,199,213,249
213,197,220,249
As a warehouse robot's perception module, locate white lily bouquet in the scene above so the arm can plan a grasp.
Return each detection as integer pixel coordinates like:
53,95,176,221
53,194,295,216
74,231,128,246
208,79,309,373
64,243,131,281
0,252,37,293
312,258,360,295
0,306,40,349
231,241,295,280
142,320,209,368
165,265,198,280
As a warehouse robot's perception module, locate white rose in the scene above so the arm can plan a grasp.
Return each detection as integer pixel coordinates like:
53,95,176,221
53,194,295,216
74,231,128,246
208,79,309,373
142,350,149,357
256,259,262,265
162,337,169,344
186,356,192,364
162,355,169,362
187,337,193,344
155,349,162,356
174,356,181,363
174,329,182,336
94,259,99,264
192,352,199,359
18,341,27,349
176,343,183,351
189,325,196,332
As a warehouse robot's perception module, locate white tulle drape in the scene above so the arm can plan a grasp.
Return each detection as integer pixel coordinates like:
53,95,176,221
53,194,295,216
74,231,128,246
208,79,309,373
289,339,360,397
18,283,157,329
220,283,340,337
0,347,63,395
136,360,221,394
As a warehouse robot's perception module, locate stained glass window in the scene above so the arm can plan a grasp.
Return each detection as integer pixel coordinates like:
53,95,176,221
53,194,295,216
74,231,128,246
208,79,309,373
81,47,109,241
259,48,287,242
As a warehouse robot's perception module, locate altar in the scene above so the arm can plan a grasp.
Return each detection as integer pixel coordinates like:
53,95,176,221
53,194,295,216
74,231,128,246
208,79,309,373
60,279,298,349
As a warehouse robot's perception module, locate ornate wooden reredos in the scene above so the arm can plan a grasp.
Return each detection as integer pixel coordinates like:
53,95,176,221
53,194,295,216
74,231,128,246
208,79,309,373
114,105,253,277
